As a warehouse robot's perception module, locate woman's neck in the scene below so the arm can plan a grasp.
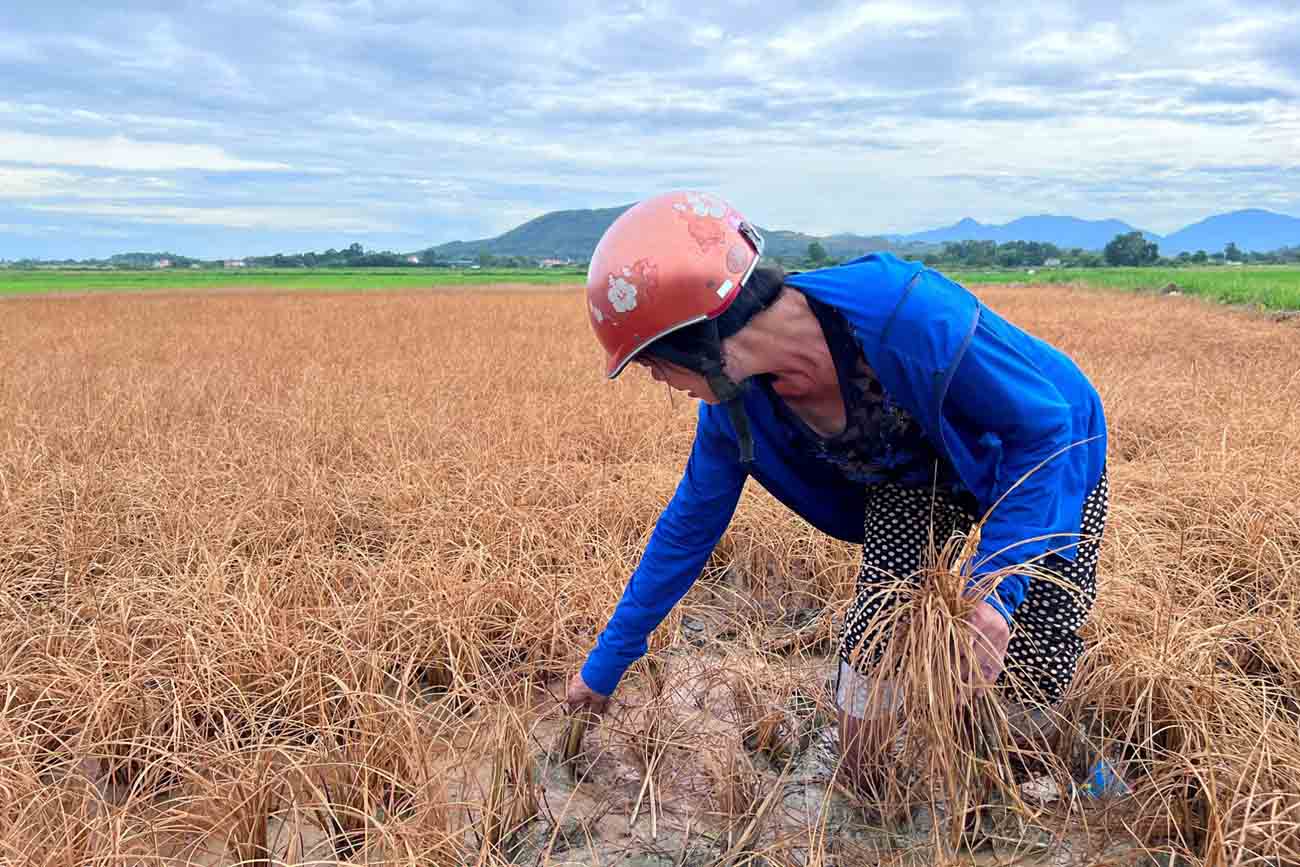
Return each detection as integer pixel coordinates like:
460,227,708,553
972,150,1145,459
722,289,838,400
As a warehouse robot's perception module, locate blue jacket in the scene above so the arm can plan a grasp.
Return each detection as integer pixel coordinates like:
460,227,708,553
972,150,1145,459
581,253,1108,696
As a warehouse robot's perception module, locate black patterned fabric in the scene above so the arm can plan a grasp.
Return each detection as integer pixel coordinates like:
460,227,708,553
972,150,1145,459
763,296,962,490
838,471,1110,707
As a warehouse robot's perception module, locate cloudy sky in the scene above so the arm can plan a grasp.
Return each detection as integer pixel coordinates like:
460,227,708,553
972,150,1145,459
2,0,1298,259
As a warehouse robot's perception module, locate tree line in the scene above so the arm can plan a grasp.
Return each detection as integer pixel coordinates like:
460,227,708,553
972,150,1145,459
0,244,558,270
6,234,1299,272
785,235,1300,270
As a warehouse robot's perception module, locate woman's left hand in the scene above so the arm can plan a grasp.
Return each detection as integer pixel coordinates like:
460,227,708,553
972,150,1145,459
962,599,1011,699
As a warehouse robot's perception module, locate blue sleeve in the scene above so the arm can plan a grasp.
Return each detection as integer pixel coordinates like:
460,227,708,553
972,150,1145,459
943,319,1077,623
580,406,747,696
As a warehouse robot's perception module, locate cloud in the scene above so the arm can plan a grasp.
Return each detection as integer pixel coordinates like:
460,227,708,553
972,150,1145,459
0,223,62,237
0,36,38,63
25,203,402,233
0,167,179,200
0,0,1297,257
0,222,130,240
0,132,289,172
1017,22,1128,68
767,1,960,61
1186,83,1294,104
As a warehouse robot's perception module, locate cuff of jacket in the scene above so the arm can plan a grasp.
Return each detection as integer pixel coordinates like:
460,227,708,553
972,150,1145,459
983,591,1015,625
968,571,1025,625
579,651,628,698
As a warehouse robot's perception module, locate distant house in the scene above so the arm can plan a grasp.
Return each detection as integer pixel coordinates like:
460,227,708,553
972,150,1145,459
407,255,421,264
539,258,572,268
1044,258,1062,267
224,260,246,268
154,258,173,269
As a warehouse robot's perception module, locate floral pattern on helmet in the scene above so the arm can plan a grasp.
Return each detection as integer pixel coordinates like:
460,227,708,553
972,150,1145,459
598,258,659,319
671,191,730,253
684,192,727,218
607,275,638,313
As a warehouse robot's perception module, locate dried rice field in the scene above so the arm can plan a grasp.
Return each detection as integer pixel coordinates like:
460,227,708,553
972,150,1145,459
1,283,1298,866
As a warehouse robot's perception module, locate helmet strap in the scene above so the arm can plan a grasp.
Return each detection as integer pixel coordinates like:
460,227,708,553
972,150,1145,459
710,375,755,464
696,321,754,465
639,319,756,464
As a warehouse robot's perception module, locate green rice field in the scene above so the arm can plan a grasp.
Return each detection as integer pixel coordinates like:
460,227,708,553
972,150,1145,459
3,264,1298,311
950,265,1300,310
0,267,585,296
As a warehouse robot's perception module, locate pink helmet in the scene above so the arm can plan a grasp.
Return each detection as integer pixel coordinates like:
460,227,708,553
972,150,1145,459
586,191,764,379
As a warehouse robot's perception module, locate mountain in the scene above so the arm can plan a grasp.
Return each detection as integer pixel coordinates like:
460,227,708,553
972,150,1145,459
1158,209,1300,255
427,205,634,260
421,205,1300,263
898,215,1155,250
426,208,921,262
750,228,907,260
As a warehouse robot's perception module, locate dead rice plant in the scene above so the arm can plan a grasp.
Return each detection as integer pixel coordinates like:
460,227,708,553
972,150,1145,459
0,285,1296,865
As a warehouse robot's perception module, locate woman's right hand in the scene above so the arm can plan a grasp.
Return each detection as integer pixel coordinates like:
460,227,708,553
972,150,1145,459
564,671,610,716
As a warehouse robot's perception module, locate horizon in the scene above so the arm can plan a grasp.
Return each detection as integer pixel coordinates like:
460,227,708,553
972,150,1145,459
2,2,1298,259
5,205,1299,264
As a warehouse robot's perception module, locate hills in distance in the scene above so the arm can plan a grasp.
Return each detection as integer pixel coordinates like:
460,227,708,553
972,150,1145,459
894,209,1300,255
427,205,905,262
423,207,1300,261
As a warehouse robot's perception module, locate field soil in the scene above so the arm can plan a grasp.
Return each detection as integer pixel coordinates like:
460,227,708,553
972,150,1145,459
1,284,1298,865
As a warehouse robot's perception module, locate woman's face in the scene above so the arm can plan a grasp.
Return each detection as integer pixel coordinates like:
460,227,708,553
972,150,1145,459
634,356,719,403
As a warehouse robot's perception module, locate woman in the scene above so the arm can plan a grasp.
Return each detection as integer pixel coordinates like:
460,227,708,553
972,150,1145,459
564,191,1108,793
